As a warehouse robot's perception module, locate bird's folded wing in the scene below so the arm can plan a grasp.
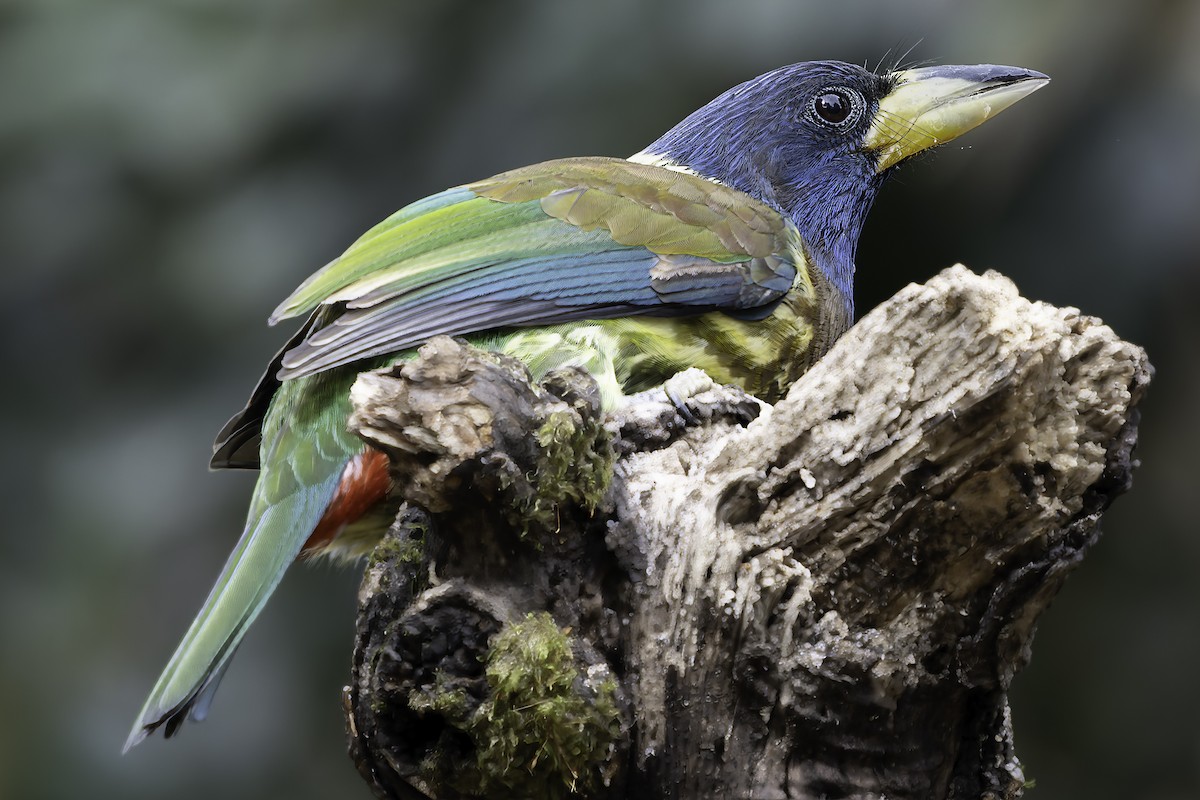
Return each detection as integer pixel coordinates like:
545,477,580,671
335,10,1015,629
270,157,800,381
212,158,802,468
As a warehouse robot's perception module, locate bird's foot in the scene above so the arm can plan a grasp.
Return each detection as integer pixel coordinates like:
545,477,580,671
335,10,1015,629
663,369,715,424
607,368,767,454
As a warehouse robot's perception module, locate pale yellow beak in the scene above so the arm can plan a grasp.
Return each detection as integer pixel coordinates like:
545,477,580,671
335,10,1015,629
864,64,1049,172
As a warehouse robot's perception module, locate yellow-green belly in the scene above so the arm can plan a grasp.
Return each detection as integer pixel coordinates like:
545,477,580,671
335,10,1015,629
482,294,831,407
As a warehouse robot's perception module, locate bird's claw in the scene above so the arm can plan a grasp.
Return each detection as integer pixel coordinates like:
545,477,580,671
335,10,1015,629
608,368,767,454
663,369,716,425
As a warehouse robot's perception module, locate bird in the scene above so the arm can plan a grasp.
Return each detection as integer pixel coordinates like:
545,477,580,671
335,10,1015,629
124,59,1048,751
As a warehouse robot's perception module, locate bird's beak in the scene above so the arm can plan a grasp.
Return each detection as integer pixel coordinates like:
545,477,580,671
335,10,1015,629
864,64,1049,173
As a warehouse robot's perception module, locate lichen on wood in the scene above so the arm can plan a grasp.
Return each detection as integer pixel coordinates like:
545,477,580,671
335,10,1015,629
343,266,1151,800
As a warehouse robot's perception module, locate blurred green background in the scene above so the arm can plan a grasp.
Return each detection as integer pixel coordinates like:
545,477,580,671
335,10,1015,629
3,0,1196,798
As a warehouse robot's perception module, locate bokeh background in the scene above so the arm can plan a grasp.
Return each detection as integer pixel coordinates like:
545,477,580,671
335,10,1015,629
3,1,1197,798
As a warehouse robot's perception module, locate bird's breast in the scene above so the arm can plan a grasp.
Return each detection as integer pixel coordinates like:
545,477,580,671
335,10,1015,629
609,250,850,403
491,256,848,406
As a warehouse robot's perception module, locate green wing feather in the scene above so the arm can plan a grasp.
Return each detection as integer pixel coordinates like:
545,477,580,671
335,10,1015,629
268,157,804,382
472,157,790,258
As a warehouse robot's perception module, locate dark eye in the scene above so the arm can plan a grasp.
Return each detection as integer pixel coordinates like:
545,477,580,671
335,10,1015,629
810,87,862,128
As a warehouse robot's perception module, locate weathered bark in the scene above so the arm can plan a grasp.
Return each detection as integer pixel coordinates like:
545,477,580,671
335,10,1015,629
342,266,1151,800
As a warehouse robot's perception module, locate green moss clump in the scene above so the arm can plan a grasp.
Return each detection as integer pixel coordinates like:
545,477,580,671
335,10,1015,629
522,408,613,532
430,612,622,799
368,508,427,567
368,531,424,567
408,670,469,717
366,513,427,598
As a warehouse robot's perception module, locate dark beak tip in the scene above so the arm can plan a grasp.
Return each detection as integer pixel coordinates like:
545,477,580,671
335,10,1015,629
900,63,1050,86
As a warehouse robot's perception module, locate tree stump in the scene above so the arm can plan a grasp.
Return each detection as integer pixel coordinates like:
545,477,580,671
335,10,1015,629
341,266,1151,800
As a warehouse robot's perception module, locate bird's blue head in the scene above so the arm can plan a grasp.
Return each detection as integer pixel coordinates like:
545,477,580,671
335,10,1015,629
638,60,1048,315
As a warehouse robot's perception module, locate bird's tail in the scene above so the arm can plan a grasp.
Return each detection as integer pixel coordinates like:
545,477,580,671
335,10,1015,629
122,465,343,752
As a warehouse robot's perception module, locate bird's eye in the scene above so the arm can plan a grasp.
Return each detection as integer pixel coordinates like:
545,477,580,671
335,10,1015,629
810,87,862,128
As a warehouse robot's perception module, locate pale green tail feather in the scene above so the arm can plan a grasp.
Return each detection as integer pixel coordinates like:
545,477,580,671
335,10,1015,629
123,470,342,752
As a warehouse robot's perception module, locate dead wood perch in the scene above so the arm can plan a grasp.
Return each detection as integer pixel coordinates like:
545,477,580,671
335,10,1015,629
342,265,1151,800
